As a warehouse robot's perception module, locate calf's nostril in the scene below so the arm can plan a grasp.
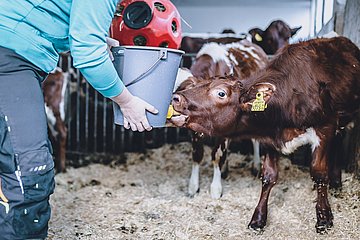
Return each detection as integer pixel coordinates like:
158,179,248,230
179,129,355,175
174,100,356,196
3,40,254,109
172,94,181,103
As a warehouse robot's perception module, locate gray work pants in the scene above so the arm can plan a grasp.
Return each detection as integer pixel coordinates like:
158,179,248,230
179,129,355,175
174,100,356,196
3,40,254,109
0,46,55,240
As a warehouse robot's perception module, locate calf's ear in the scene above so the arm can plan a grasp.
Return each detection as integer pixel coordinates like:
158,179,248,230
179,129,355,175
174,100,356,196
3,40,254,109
176,76,199,91
240,82,276,111
291,26,302,37
249,28,264,42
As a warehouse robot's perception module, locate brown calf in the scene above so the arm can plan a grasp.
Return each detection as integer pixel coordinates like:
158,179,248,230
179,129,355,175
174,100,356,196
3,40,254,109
170,36,360,233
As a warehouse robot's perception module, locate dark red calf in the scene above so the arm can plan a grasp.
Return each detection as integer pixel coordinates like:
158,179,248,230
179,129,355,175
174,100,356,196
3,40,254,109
170,37,360,233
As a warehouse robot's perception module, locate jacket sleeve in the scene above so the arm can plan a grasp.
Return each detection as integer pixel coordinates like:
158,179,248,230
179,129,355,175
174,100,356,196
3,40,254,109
69,0,124,98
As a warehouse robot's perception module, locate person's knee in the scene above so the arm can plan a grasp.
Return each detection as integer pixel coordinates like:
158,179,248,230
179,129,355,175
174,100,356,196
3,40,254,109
15,149,55,238
0,148,55,240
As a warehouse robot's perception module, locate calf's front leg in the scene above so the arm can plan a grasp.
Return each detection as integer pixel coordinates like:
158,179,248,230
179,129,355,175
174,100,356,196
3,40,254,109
188,132,204,197
210,138,229,199
248,147,279,231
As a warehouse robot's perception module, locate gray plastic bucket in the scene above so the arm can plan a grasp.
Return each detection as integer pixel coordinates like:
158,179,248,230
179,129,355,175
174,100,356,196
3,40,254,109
112,46,184,127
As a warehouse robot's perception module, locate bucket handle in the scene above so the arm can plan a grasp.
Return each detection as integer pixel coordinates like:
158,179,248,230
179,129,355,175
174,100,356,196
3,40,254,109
125,49,167,87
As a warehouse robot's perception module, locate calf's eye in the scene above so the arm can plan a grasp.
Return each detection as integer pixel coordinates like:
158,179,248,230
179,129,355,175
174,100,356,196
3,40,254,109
217,90,226,98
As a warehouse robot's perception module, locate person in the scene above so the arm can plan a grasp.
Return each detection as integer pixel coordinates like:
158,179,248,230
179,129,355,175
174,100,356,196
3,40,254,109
0,0,158,239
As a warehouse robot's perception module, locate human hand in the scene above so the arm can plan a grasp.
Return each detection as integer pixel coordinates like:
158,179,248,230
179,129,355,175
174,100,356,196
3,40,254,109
106,37,119,61
112,88,158,132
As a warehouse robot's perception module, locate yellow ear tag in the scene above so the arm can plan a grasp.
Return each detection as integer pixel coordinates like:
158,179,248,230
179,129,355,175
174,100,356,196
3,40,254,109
167,105,174,119
251,92,267,112
167,105,182,118
255,33,263,42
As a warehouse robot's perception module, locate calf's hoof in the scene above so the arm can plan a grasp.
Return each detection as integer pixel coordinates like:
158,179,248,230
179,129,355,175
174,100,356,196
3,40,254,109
188,186,200,198
248,220,266,232
316,210,333,234
315,220,333,234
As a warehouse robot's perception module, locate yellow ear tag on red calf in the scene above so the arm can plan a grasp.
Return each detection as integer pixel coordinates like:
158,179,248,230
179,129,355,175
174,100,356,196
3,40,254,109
167,105,175,119
167,105,182,119
251,91,267,112
255,33,263,42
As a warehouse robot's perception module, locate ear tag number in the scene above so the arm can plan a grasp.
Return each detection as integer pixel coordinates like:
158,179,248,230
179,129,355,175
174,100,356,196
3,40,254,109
251,92,267,112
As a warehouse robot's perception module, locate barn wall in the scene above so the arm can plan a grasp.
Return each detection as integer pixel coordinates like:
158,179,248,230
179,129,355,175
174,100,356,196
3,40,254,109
175,5,311,41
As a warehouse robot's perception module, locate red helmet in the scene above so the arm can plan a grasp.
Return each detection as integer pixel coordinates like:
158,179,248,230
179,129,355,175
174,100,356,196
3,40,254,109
110,0,182,49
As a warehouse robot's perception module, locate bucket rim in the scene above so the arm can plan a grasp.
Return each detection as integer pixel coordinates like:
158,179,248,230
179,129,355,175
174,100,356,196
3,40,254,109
112,45,185,55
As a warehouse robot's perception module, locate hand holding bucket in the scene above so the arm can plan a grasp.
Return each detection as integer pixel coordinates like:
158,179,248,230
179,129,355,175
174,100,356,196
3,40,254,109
111,88,158,132
107,37,160,132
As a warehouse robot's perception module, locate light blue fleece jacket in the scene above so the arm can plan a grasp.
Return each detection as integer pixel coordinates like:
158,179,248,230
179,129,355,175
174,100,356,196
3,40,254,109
0,0,123,98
